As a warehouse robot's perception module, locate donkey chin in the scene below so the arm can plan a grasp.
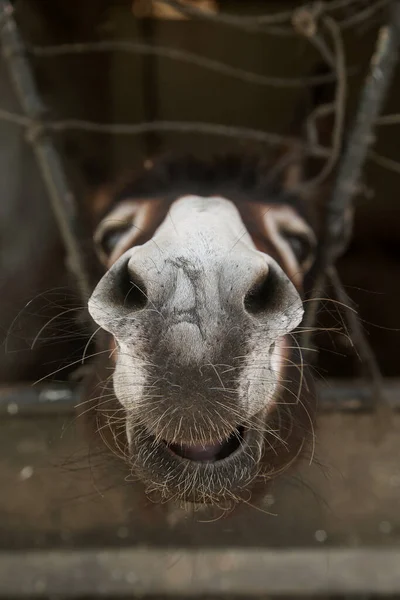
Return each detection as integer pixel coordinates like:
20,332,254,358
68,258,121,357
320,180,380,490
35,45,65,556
88,193,314,507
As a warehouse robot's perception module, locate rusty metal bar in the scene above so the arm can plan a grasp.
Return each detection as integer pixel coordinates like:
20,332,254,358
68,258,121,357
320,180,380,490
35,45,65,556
304,2,400,316
0,0,95,306
324,1,400,264
0,547,400,596
302,4,400,408
0,380,399,417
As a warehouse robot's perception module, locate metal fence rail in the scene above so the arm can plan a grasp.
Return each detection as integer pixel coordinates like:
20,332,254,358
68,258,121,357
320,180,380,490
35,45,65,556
0,547,400,597
1,380,400,416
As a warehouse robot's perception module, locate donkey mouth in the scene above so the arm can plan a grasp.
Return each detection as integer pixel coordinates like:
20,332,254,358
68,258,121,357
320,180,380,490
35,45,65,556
129,419,264,503
165,427,244,463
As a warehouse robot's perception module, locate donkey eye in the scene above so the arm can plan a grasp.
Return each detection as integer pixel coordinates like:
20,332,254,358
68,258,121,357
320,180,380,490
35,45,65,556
98,225,131,256
283,232,314,266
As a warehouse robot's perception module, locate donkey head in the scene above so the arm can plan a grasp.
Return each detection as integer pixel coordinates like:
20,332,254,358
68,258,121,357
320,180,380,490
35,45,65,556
87,155,317,507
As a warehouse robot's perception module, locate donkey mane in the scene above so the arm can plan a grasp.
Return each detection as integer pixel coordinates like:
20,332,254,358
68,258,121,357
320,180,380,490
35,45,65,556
103,153,308,220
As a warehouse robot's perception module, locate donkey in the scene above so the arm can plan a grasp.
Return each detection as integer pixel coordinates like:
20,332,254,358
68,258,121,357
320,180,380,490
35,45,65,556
85,153,319,509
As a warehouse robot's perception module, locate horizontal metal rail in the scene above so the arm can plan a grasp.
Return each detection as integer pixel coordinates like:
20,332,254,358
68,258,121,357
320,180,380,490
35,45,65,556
0,547,400,597
0,379,400,417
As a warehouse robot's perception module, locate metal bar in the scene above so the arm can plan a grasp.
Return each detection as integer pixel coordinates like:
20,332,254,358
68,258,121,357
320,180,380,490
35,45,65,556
324,1,400,263
303,3,400,332
1,380,399,417
0,384,78,417
302,4,400,403
0,547,400,597
0,0,95,306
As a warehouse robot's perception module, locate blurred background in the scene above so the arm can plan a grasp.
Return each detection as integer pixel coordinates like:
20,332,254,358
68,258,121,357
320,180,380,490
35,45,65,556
0,0,400,598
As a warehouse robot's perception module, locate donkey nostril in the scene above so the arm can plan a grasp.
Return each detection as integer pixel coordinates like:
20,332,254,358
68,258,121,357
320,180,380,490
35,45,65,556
244,269,276,316
125,275,148,310
115,262,148,310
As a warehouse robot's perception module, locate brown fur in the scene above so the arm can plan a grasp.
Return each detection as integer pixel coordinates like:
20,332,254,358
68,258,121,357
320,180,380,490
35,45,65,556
81,153,318,511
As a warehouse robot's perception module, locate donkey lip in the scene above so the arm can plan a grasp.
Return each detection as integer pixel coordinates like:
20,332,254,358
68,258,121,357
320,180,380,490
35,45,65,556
129,420,264,503
164,427,245,463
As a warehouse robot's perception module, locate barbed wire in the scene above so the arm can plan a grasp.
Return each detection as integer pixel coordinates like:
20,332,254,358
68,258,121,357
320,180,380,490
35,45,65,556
28,41,340,89
340,0,390,29
0,107,29,126
376,113,400,124
2,106,399,176
154,0,383,27
300,15,347,189
153,0,389,36
369,150,400,174
0,108,331,158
